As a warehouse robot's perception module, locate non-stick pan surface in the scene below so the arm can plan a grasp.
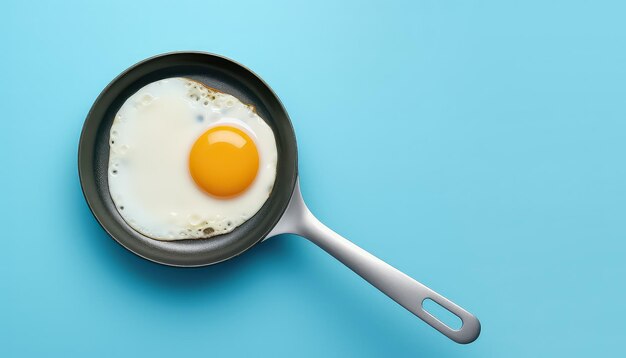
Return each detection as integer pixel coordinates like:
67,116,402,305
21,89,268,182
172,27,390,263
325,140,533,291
78,52,298,267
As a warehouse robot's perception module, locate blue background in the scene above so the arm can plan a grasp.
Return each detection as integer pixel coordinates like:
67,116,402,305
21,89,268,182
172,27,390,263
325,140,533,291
1,1,625,356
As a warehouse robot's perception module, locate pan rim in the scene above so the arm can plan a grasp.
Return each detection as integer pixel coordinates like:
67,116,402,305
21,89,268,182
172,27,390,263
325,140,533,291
78,51,297,268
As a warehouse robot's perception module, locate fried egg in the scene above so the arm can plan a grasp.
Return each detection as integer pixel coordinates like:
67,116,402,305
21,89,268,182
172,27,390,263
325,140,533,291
108,77,277,240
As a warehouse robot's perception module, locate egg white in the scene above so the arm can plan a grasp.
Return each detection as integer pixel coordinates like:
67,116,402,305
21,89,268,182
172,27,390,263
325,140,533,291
108,77,277,240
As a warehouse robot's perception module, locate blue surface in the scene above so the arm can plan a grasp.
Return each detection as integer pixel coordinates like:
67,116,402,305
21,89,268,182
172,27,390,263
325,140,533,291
1,1,625,356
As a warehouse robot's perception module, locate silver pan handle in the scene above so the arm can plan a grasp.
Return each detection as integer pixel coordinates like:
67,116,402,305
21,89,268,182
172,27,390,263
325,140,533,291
267,180,481,344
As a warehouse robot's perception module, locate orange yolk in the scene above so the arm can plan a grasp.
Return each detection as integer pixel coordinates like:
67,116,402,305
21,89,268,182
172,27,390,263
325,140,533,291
189,126,259,198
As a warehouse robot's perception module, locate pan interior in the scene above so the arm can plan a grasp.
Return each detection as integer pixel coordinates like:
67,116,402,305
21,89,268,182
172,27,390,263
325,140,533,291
79,53,297,267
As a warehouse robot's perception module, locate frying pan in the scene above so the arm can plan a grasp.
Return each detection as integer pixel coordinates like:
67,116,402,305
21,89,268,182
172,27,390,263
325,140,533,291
78,52,481,344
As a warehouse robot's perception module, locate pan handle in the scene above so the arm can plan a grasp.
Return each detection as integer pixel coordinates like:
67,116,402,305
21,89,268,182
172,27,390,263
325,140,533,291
267,180,481,344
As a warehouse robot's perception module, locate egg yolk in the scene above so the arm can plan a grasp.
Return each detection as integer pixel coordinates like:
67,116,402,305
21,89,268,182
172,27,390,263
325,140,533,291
189,126,259,198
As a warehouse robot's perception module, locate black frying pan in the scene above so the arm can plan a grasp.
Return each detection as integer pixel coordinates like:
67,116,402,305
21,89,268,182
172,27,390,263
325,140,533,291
78,52,481,344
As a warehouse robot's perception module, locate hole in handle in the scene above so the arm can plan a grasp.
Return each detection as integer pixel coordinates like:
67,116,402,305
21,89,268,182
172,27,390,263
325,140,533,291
422,298,463,330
